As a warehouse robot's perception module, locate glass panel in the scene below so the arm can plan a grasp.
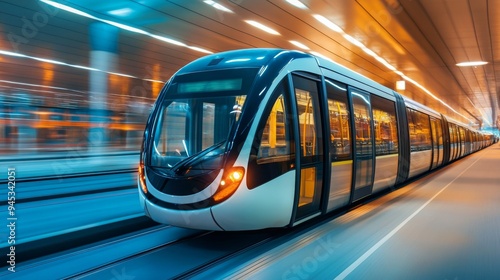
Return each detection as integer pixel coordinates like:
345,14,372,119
248,80,294,189
292,74,323,215
153,101,188,159
408,109,431,151
202,102,215,150
149,68,257,170
151,96,246,169
430,117,444,167
294,81,323,159
352,91,373,190
436,119,443,165
299,167,316,206
371,95,398,155
257,94,292,161
459,126,466,156
449,124,458,159
352,92,372,156
326,80,351,160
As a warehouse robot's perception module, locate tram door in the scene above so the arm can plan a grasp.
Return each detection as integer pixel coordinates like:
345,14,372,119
350,89,375,201
292,75,325,221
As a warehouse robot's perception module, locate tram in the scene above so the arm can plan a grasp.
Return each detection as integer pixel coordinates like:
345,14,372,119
138,49,492,230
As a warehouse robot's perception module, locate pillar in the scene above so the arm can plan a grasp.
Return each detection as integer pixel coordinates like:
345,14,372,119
88,22,118,153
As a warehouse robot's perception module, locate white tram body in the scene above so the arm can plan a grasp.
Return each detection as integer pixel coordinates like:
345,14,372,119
138,49,491,230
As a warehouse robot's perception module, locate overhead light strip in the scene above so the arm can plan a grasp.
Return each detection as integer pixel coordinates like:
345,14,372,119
456,61,488,67
203,0,233,13
39,0,212,54
289,40,310,50
0,49,164,83
0,79,88,94
312,14,485,125
286,0,308,9
245,20,281,35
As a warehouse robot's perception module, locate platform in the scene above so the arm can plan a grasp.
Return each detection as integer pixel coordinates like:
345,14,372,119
199,144,500,279
0,151,139,180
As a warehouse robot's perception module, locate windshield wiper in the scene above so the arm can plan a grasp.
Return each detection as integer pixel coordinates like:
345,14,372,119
170,141,226,175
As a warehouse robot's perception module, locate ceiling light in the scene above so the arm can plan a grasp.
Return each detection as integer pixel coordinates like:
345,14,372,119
245,20,280,35
40,0,96,19
286,0,308,9
40,0,212,54
187,46,213,54
0,48,142,80
313,14,343,33
396,80,405,90
108,8,133,17
289,40,310,50
343,34,364,48
456,61,488,67
100,19,148,35
150,35,186,46
204,0,233,13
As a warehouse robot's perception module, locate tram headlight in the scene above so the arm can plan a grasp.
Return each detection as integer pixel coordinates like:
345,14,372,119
213,167,245,202
138,163,148,194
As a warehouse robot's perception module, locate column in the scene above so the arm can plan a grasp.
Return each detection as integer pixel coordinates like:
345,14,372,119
88,22,118,154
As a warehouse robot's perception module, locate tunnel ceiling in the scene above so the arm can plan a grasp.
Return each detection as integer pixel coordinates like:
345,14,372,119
1,0,498,129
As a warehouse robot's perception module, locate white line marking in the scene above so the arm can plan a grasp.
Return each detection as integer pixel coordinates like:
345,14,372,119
334,154,484,280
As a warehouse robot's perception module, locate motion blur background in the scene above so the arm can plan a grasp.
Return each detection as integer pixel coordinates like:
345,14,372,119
1,0,499,158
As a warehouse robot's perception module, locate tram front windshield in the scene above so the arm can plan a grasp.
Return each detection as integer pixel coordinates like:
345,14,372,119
150,68,258,174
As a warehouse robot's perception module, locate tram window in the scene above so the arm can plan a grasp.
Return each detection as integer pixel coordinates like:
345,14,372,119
459,126,466,145
150,95,246,168
248,81,294,189
407,109,432,151
449,123,458,159
257,94,291,162
371,95,398,155
152,101,189,161
325,79,351,160
293,75,323,159
430,117,444,165
352,92,372,156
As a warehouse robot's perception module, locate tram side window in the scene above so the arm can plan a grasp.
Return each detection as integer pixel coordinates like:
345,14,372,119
256,91,293,164
449,123,457,156
325,79,351,160
248,81,295,189
407,109,432,151
257,95,289,160
371,95,398,155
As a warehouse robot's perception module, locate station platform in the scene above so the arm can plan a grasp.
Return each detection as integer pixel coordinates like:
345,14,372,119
0,151,139,179
206,144,500,279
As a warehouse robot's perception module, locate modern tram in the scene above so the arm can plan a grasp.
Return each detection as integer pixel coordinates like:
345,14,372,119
138,49,493,231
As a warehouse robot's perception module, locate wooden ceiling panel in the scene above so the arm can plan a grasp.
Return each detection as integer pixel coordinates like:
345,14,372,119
0,0,498,129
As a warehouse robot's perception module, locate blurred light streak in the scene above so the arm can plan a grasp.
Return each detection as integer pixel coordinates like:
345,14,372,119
0,48,168,84
187,46,213,54
313,14,343,33
313,12,477,124
108,8,133,17
245,20,280,35
0,79,87,94
204,0,233,13
286,0,308,9
289,40,310,50
39,0,213,54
